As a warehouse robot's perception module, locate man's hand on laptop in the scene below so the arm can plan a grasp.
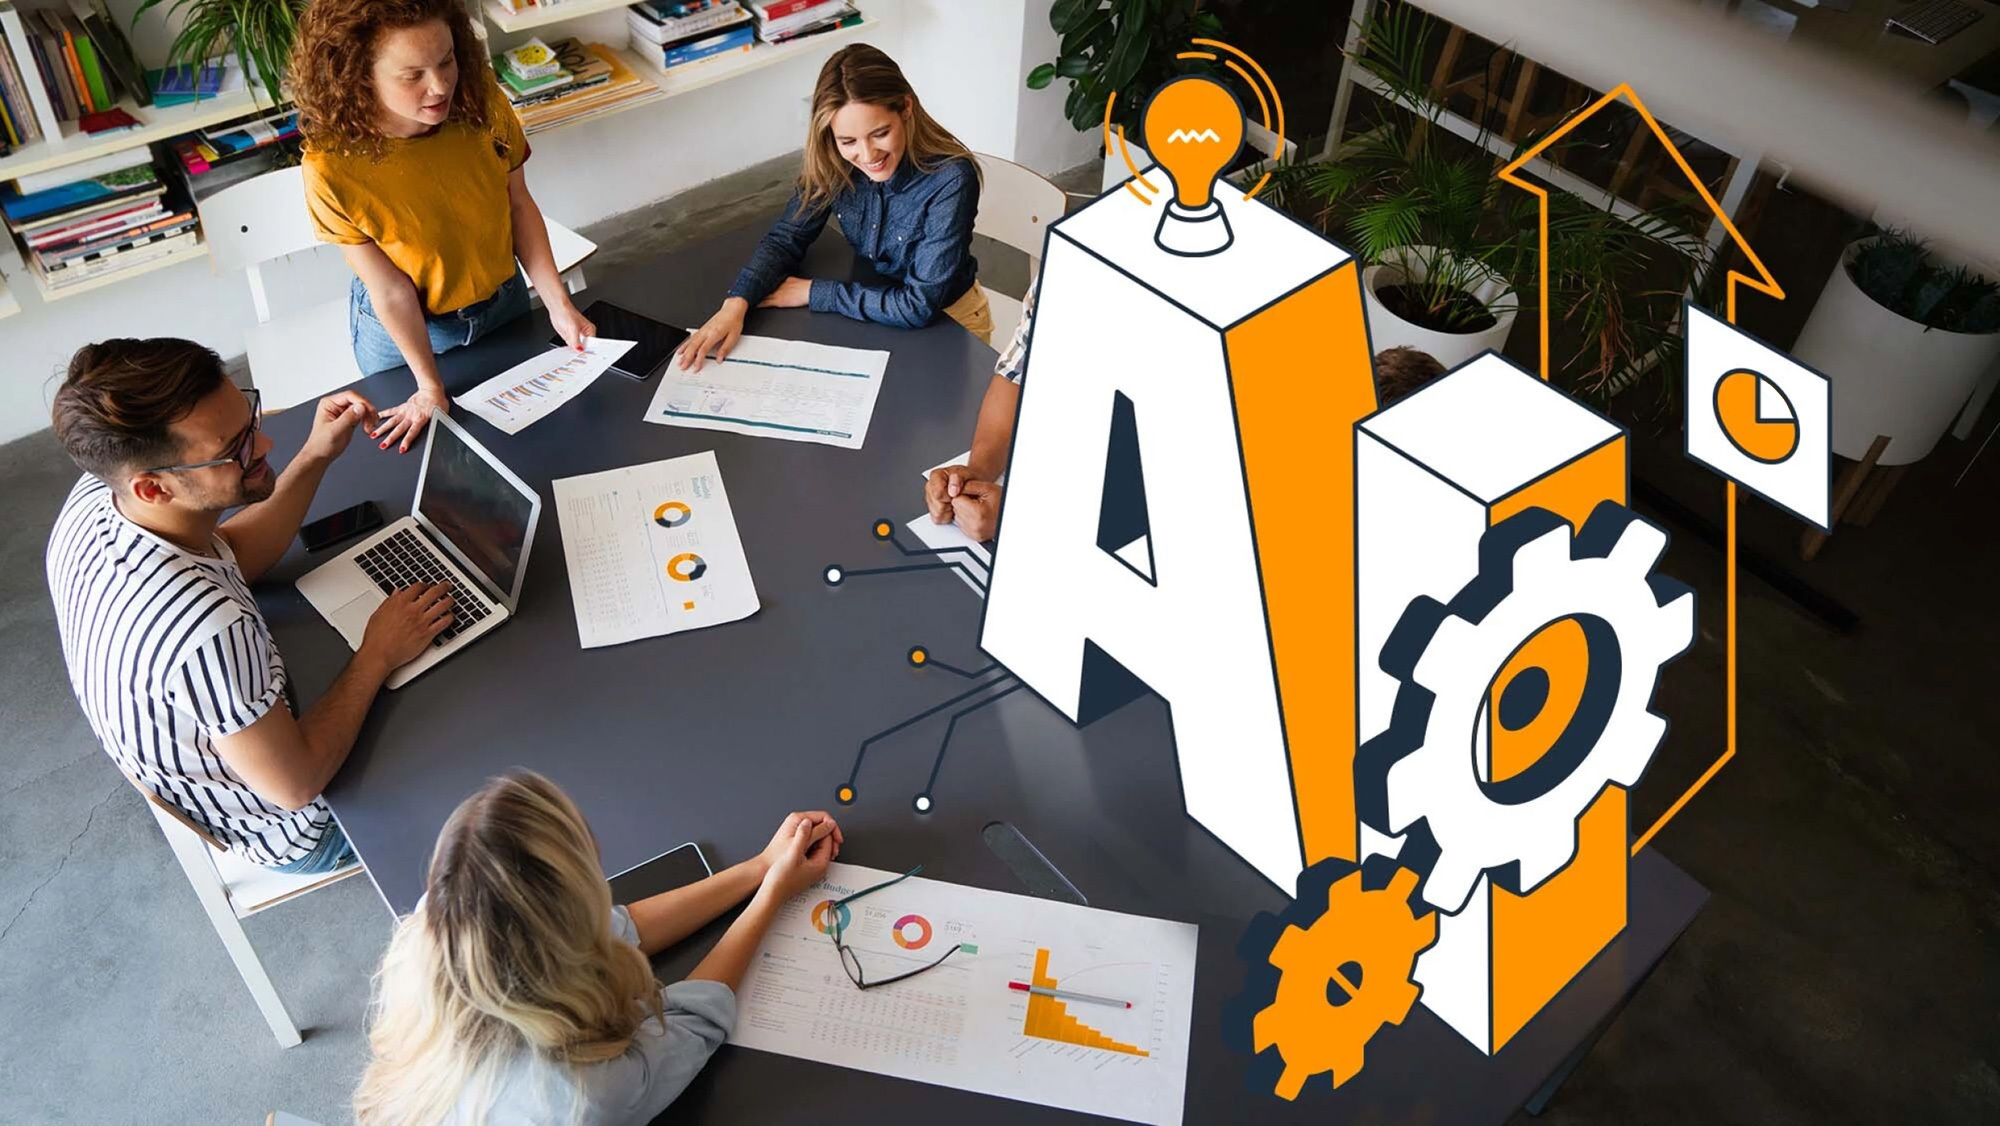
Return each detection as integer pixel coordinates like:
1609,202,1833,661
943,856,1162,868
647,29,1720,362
360,582,455,676
301,391,380,465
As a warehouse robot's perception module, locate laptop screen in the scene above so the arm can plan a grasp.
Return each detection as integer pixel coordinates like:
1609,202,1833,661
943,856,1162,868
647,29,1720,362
416,418,536,602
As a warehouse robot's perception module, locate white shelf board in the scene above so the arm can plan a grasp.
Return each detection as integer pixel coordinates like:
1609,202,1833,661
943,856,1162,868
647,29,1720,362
486,0,643,34
514,18,876,137
24,236,209,302
630,18,874,100
0,91,282,183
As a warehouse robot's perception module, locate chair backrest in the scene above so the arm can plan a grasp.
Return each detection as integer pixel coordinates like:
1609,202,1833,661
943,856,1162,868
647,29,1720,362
973,153,1067,264
198,165,320,323
119,768,226,852
200,164,319,275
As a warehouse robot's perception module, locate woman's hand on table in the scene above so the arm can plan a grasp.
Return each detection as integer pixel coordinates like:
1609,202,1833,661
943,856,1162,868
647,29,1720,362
675,298,748,372
757,276,812,309
371,384,450,453
548,296,597,352
757,810,842,894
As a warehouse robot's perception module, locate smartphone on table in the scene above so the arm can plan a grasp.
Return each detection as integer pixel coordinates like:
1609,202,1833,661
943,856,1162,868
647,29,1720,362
300,500,385,553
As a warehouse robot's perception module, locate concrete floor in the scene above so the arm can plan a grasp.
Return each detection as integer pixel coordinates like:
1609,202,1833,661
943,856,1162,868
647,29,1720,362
3,152,1996,1124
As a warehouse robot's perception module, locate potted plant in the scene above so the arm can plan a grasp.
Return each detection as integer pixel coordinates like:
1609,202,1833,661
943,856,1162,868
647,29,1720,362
1026,0,1224,192
1792,229,2000,465
133,0,308,108
1266,6,1706,391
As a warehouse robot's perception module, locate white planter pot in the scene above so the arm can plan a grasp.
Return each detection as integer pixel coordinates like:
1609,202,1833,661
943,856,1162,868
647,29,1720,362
1361,246,1517,372
1793,238,2000,466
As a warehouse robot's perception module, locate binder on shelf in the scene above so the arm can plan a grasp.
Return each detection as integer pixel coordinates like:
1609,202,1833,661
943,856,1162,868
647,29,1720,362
64,0,147,107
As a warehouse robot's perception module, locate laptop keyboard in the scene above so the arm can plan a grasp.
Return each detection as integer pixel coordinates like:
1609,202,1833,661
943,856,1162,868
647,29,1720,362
354,529,494,647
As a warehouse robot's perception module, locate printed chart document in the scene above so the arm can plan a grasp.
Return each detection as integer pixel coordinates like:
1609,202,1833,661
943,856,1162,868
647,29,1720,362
732,862,1199,1126
550,451,758,649
645,334,889,449
456,338,636,435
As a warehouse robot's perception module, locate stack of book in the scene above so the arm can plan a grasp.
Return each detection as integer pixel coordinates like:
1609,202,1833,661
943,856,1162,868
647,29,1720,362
627,0,754,76
169,109,299,176
495,38,659,134
1,0,152,147
145,56,247,109
748,0,859,45
1,153,197,293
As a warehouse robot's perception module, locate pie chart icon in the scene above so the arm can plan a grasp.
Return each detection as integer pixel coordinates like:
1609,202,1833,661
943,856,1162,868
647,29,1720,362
1713,369,1798,464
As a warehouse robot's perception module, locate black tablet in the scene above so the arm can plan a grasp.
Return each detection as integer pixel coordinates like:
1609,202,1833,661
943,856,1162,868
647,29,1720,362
608,841,713,903
550,301,690,382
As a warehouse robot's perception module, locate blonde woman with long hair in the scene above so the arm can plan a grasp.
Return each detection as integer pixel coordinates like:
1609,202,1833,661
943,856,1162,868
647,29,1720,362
353,771,841,1124
677,43,989,369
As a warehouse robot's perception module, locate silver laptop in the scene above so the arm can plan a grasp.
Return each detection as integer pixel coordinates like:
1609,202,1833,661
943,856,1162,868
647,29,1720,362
299,409,541,689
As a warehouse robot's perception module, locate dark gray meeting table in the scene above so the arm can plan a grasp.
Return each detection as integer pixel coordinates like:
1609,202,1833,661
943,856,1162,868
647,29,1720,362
259,221,1706,1124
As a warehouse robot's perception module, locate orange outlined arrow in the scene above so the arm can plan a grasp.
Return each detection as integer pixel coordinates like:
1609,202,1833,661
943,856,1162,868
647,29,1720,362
1493,84,1786,857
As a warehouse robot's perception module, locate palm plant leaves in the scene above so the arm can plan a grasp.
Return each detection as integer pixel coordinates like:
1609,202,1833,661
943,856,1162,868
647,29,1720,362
132,0,303,107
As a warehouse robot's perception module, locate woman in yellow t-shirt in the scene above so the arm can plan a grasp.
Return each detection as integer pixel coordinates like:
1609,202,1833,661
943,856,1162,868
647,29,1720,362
292,0,594,451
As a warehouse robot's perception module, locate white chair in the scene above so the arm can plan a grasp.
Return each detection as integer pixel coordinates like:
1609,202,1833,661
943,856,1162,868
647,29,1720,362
125,772,360,1047
200,164,598,410
973,154,1067,349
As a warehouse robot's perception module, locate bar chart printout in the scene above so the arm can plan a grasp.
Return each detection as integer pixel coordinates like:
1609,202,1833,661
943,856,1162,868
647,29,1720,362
455,339,636,435
1022,948,1150,1056
729,863,1198,1125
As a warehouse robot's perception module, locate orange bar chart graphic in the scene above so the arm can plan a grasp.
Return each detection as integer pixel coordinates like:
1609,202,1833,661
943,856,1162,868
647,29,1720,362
1023,949,1149,1057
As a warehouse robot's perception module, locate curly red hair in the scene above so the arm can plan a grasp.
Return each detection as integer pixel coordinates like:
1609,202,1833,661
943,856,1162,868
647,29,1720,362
291,0,492,158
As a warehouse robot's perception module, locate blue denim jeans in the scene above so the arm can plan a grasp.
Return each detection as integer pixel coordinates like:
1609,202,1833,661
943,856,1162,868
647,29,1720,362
271,818,357,874
348,272,531,376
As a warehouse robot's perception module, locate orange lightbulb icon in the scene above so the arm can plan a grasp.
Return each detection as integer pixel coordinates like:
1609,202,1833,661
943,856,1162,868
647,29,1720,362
1141,75,1246,257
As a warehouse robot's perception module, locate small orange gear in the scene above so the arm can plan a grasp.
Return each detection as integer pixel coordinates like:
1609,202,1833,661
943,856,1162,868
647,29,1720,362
1250,865,1437,1099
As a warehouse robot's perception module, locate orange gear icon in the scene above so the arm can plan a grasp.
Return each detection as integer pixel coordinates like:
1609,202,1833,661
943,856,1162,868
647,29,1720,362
1245,863,1438,1099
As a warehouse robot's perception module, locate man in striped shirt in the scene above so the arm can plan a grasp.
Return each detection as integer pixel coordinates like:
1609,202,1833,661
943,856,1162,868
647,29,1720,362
46,339,456,871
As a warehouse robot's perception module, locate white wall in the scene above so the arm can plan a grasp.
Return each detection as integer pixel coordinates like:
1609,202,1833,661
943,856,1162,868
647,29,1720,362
1013,1,1103,177
0,0,1098,445
892,0,1099,176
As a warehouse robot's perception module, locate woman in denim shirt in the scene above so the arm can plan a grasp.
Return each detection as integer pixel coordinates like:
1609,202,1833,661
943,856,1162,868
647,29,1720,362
678,44,988,370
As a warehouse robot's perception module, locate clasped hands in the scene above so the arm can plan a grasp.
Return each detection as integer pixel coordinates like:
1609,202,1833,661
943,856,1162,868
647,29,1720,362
925,464,1001,543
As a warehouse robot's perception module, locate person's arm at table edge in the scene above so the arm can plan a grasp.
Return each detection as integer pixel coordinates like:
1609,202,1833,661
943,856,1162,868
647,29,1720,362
341,243,446,395
728,191,833,309
625,858,766,956
966,375,1019,482
208,584,453,810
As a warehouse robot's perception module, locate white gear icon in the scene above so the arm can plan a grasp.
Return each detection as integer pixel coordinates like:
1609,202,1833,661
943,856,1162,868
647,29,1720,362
1366,503,1695,916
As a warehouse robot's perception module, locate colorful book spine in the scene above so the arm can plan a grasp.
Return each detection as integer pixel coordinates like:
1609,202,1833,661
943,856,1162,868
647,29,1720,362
751,0,824,20
658,23,753,67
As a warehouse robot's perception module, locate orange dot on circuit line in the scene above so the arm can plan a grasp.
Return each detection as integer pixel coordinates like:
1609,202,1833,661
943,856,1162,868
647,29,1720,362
838,786,855,802
912,650,927,664
875,522,891,536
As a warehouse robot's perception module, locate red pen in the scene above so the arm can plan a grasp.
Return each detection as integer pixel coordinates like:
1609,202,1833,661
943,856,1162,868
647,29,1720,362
1008,981,1132,1009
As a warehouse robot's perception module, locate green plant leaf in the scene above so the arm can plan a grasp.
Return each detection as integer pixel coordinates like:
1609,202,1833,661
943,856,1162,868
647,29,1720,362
1027,63,1057,90
1051,0,1099,35
1056,54,1093,79
1099,13,1150,97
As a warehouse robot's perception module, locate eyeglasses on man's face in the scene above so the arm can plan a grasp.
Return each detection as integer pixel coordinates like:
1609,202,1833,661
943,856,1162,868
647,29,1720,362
146,388,263,475
824,865,963,990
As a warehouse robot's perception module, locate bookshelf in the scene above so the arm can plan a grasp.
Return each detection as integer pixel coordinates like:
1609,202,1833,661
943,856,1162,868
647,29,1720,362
0,271,18,318
18,232,206,301
486,0,645,35
512,16,877,137
627,17,875,100
0,87,277,183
